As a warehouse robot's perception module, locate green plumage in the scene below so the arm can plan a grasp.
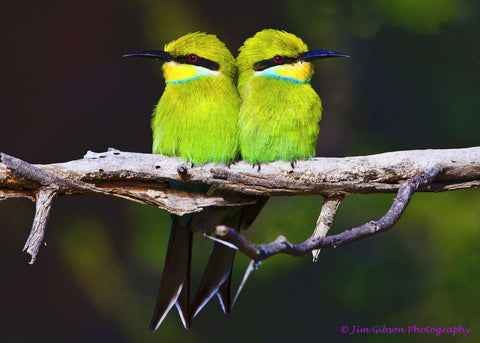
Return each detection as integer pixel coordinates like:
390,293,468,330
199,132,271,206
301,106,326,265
152,77,239,163
236,29,323,164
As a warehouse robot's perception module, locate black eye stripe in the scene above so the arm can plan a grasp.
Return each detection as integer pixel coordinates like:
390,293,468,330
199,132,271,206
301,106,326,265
174,55,220,71
253,56,298,71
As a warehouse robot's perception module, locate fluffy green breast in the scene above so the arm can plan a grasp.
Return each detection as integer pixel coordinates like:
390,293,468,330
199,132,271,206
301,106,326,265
238,76,322,164
152,74,240,164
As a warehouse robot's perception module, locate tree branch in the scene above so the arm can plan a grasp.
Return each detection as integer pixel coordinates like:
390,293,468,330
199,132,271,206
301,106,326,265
1,147,479,200
1,147,478,263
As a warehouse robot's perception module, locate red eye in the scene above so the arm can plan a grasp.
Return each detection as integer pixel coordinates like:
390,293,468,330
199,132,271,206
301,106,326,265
273,55,283,63
188,54,198,62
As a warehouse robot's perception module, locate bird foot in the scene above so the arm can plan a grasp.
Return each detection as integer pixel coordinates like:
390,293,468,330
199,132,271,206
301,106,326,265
251,163,261,172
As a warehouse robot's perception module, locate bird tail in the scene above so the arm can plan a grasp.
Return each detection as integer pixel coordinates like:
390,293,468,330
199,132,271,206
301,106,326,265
149,215,192,331
191,197,269,317
190,236,236,317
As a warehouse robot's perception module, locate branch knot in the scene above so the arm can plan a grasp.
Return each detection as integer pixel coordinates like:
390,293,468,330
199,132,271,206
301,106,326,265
177,164,188,175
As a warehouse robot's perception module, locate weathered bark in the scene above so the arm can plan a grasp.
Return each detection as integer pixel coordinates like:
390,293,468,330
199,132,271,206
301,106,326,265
1,146,479,203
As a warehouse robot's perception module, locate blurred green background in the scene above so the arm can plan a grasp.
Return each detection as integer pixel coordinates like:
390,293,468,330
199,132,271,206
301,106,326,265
1,0,479,342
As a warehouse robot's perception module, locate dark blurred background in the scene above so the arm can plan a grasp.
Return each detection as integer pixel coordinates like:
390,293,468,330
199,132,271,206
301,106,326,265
1,0,479,342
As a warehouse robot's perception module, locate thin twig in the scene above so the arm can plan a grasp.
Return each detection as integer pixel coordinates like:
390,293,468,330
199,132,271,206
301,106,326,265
23,188,56,264
311,195,345,261
216,165,442,262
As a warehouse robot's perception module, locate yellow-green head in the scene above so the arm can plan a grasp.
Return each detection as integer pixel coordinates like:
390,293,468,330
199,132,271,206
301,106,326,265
125,32,236,85
237,29,348,93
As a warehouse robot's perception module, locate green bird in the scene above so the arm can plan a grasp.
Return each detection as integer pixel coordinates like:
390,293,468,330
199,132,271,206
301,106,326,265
209,29,347,303
236,29,348,164
124,32,240,330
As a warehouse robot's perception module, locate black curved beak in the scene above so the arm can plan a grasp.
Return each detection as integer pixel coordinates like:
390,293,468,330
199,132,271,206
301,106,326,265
122,50,173,61
300,50,349,61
